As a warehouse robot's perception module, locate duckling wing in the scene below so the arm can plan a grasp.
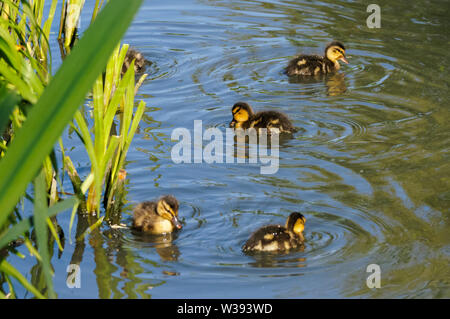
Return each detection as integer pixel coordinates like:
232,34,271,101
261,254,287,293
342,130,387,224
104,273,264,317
123,48,148,75
285,54,325,76
133,201,157,229
252,111,296,133
243,225,292,252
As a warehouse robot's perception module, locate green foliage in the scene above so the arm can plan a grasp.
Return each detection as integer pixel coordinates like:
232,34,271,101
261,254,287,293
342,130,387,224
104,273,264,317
0,0,144,298
72,44,146,215
0,0,143,221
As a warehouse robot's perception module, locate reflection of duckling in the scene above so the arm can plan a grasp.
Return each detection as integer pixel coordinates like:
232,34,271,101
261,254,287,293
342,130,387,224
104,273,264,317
242,213,306,252
285,41,348,76
133,195,182,234
122,48,147,75
230,102,296,134
325,72,347,96
156,244,181,262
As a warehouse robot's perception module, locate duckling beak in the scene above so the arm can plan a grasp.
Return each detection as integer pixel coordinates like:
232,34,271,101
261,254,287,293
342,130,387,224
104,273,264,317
340,55,349,64
229,120,236,128
172,215,182,230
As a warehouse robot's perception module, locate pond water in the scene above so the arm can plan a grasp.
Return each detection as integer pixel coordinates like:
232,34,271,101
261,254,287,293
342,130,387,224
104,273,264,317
10,0,450,298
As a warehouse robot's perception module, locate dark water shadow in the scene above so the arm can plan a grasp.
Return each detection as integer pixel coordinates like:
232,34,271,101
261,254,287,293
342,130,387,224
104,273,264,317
129,228,181,262
244,245,306,269
288,72,347,96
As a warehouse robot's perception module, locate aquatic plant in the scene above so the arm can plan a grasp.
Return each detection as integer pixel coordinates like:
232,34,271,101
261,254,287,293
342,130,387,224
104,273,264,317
0,0,144,298
69,43,147,216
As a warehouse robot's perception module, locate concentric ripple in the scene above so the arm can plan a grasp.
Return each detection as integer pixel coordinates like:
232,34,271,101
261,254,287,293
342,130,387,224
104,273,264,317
37,0,450,299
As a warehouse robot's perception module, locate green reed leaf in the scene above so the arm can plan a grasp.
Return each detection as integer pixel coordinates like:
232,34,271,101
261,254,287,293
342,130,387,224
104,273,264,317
0,0,143,225
33,169,55,298
0,259,45,299
0,86,20,135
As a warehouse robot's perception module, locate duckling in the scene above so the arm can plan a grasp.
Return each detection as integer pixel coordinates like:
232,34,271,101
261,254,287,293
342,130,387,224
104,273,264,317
285,41,348,76
242,212,306,252
122,47,148,76
230,102,296,134
132,195,182,234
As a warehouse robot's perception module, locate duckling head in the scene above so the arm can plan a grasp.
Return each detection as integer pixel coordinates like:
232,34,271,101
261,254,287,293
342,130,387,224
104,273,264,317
325,41,348,66
156,195,182,230
286,212,306,241
230,102,254,128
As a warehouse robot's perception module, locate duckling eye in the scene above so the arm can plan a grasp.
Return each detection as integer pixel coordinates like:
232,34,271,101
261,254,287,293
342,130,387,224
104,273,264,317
335,49,342,55
232,107,241,114
161,205,175,216
162,201,175,215
234,110,248,120
169,207,178,216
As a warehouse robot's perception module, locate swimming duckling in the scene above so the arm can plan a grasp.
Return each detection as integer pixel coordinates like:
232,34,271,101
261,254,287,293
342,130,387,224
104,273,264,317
242,212,306,252
132,195,182,234
230,102,296,134
285,41,348,76
122,48,148,75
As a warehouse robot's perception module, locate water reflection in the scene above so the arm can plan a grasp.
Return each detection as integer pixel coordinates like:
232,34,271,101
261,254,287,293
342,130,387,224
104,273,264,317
76,0,450,298
9,0,448,298
248,255,306,269
129,230,181,262
287,71,347,96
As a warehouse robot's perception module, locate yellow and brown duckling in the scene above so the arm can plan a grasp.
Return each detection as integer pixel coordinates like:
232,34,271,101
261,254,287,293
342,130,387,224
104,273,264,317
285,41,348,76
230,102,296,134
122,47,148,75
242,212,306,252
132,195,182,234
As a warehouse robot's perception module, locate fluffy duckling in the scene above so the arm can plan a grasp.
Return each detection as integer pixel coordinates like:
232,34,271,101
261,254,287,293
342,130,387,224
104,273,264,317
230,102,296,134
132,195,182,234
285,41,348,76
242,213,306,252
122,48,148,76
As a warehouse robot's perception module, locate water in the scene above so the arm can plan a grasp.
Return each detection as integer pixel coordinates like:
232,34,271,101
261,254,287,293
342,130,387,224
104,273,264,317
9,0,450,298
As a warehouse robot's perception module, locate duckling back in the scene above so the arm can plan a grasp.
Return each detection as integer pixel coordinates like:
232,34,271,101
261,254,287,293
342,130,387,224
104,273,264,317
122,48,147,75
242,225,302,252
285,54,334,76
133,201,157,231
250,111,297,134
133,201,174,234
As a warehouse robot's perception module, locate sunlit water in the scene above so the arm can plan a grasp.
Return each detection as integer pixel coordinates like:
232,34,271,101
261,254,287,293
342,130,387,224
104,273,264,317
9,0,450,298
